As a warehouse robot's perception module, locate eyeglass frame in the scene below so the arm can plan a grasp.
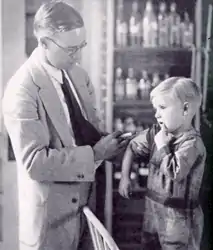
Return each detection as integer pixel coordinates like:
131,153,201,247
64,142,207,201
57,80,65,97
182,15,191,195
47,37,87,56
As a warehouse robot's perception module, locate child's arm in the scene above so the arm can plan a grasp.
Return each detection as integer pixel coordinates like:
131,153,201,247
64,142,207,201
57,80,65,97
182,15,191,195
121,143,134,178
119,127,153,198
119,144,134,198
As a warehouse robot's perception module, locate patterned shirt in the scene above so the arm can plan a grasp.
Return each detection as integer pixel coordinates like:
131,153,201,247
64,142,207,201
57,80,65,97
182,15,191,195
131,125,206,208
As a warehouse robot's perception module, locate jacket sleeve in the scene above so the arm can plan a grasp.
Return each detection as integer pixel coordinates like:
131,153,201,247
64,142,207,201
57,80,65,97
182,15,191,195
85,74,104,168
159,136,206,182
3,83,96,183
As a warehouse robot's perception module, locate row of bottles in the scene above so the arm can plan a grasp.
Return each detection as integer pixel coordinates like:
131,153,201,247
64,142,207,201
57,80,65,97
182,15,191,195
114,67,169,100
116,0,193,48
114,117,151,134
114,162,149,190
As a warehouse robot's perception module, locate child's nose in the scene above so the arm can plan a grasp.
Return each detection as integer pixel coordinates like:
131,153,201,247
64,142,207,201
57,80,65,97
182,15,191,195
155,110,161,119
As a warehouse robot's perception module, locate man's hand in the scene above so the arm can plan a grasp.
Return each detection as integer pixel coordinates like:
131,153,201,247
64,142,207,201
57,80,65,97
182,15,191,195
108,132,136,165
154,125,174,150
93,131,129,161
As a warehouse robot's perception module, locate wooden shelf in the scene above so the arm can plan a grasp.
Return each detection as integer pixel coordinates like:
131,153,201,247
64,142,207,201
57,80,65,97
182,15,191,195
114,100,156,123
113,187,146,193
114,46,192,53
114,99,153,108
114,46,192,76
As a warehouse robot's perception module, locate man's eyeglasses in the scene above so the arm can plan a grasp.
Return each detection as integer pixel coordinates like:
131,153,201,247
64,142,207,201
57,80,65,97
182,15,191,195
48,38,87,56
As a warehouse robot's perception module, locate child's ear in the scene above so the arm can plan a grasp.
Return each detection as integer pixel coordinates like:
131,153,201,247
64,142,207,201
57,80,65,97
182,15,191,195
183,102,189,115
39,37,48,49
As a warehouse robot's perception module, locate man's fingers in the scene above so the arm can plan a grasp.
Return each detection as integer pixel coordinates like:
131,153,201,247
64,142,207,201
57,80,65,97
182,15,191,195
117,136,126,144
118,139,129,148
112,130,123,138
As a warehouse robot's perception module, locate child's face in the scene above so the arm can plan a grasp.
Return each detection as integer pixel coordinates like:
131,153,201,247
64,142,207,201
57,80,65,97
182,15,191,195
152,94,185,134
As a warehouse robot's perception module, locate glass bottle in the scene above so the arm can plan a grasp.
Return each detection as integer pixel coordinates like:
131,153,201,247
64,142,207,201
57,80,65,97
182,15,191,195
114,67,125,101
168,2,181,47
124,117,136,133
152,72,160,88
181,11,193,48
142,0,157,47
164,73,170,80
136,122,144,132
114,118,124,131
138,70,151,99
116,0,128,47
126,68,137,99
158,2,169,47
129,1,142,47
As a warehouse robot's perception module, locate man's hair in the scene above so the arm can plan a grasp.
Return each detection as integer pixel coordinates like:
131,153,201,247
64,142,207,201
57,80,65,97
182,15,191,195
150,77,202,109
34,0,84,39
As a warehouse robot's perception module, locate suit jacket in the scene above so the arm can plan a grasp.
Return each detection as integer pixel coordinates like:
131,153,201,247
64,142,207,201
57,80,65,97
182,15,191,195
2,48,101,250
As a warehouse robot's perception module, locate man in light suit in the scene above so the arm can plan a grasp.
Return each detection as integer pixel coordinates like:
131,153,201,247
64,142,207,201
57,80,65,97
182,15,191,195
2,1,128,249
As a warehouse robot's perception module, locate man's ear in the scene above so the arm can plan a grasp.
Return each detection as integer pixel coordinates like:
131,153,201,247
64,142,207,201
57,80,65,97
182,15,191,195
183,102,189,115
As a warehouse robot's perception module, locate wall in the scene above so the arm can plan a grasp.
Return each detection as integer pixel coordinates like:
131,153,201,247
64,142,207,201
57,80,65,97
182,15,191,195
0,0,26,249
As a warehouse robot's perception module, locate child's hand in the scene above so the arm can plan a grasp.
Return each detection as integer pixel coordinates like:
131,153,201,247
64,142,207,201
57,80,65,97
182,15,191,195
154,124,174,150
119,176,132,199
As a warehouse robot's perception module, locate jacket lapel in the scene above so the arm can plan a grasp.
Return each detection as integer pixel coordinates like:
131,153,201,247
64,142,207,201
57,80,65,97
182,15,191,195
27,51,73,147
39,88,73,147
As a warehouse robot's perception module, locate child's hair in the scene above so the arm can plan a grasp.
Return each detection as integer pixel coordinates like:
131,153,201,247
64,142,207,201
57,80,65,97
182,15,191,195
150,77,202,112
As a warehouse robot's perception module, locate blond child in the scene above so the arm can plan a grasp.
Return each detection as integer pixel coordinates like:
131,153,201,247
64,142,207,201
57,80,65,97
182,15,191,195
119,77,206,250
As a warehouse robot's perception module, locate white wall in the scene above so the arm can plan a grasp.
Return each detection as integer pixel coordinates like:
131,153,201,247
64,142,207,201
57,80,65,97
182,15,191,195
0,0,26,249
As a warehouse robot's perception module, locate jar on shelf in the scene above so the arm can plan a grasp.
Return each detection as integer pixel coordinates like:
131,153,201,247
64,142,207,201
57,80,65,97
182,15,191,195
142,0,158,47
164,73,170,80
158,2,169,47
124,117,136,133
116,0,128,47
152,72,161,88
114,117,124,132
138,70,151,99
181,11,193,48
129,0,142,47
136,122,144,133
168,2,181,47
114,67,125,101
126,68,138,99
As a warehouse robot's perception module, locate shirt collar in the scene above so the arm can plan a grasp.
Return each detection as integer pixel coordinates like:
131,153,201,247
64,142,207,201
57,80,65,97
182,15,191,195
173,127,200,145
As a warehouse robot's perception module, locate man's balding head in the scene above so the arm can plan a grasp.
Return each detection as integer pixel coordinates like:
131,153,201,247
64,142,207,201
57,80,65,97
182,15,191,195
34,0,84,40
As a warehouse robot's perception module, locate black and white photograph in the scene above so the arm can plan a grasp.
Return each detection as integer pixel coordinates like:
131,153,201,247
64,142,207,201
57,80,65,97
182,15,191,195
0,0,213,249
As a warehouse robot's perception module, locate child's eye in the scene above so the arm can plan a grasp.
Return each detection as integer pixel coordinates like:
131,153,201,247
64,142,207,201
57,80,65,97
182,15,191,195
159,105,166,110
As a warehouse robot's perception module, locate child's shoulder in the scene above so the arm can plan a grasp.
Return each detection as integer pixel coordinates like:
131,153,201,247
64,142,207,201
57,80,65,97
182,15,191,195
176,128,206,154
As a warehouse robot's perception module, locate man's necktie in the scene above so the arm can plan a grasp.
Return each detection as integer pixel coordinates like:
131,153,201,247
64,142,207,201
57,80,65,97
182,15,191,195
61,70,101,146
